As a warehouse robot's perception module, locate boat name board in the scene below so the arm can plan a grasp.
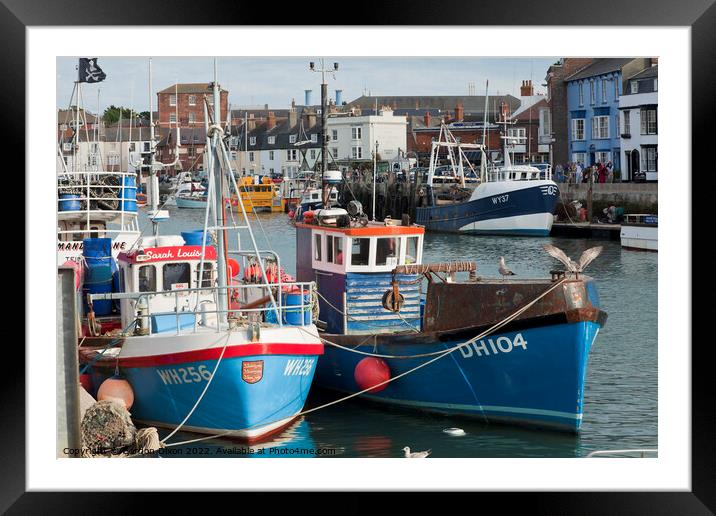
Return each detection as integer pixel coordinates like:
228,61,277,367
125,246,217,264
458,333,528,358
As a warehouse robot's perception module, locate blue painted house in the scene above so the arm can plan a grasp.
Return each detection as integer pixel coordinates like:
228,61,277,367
565,59,635,171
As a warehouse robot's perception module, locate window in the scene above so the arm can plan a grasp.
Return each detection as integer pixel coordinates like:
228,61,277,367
571,118,585,140
311,134,318,143
654,79,658,91
640,108,657,135
188,112,196,123
250,136,256,146
198,262,213,287
143,142,151,152
193,134,199,142
268,136,276,144
188,95,196,106
332,236,343,265
578,83,584,106
287,149,298,161
630,81,638,94
508,128,526,142
642,146,657,172
405,237,419,265
376,238,400,266
289,134,297,144
108,153,119,166
596,151,610,164
169,112,177,123
572,152,586,165
138,265,156,292
615,113,620,136
590,80,596,104
352,146,363,159
332,147,338,158
623,110,631,135
352,127,362,140
615,78,620,98
188,148,196,157
601,79,608,103
332,129,338,141
169,95,176,106
592,116,609,139
326,235,334,262
351,238,370,266
249,152,255,162
163,263,190,289
310,149,316,160
269,150,275,160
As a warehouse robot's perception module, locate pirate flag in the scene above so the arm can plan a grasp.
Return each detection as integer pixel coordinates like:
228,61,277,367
78,58,106,83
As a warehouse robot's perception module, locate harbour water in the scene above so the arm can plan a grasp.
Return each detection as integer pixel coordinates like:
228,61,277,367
143,207,657,458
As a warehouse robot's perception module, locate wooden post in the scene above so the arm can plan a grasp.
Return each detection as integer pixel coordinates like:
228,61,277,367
57,267,81,457
587,167,594,223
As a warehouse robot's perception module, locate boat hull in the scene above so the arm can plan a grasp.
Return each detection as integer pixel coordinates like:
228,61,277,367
415,182,559,236
620,224,657,251
314,320,600,433
83,329,323,442
176,197,208,209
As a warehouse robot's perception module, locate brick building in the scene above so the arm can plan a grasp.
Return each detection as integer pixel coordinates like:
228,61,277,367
155,83,229,173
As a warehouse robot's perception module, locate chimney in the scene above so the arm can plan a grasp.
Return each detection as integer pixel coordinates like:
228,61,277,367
455,103,464,122
520,80,534,97
444,111,451,123
304,90,312,106
306,110,317,129
267,111,276,130
247,113,256,131
288,106,297,128
424,111,431,127
335,89,343,106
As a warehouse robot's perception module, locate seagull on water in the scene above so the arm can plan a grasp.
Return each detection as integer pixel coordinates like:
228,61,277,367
403,446,431,458
542,244,603,278
498,256,516,280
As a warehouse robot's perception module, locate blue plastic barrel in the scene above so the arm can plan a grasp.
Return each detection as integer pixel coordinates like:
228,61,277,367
122,174,137,212
59,194,81,211
82,238,114,316
283,291,311,325
181,230,210,246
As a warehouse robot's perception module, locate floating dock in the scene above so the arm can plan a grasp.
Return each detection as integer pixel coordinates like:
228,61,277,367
550,222,621,240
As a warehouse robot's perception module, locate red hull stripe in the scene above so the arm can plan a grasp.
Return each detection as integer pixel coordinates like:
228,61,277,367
88,343,324,369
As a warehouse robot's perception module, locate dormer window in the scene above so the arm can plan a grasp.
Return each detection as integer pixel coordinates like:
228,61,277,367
311,134,318,143
289,134,297,144
630,81,638,94
268,136,276,144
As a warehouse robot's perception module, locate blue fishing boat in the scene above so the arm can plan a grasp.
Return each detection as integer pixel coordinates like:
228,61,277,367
75,61,322,443
175,191,209,209
295,205,606,433
415,108,559,236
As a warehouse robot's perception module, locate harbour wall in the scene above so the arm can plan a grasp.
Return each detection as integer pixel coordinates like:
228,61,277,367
557,183,658,214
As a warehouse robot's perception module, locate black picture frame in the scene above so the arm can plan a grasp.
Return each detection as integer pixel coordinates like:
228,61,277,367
8,0,705,511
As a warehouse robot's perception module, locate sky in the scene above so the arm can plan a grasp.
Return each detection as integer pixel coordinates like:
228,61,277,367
56,56,559,114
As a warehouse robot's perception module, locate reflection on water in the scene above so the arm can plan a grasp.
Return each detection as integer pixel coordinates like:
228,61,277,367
146,208,657,458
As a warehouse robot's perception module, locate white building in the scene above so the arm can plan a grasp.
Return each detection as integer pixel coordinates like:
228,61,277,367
326,108,407,163
619,65,658,182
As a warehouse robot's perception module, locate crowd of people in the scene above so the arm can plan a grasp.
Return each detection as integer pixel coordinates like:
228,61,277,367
553,161,615,184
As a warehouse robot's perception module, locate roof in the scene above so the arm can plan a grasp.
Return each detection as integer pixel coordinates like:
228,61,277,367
229,119,323,151
565,58,635,82
57,108,99,125
628,65,658,81
158,83,227,94
512,98,548,121
346,95,521,113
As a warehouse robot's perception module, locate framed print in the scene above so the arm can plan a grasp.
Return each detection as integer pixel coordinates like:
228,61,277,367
5,0,708,510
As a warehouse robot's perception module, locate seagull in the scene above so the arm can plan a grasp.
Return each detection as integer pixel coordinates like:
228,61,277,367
542,244,603,278
403,446,431,458
498,256,516,279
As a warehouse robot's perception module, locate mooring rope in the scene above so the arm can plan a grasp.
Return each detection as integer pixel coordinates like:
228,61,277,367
160,328,233,444
162,277,566,448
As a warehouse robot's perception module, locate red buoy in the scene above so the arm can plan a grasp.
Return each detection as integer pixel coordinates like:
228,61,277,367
97,377,134,410
227,258,240,277
354,357,390,393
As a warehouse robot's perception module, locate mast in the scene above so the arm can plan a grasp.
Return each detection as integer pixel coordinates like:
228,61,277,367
481,80,489,182
211,60,228,324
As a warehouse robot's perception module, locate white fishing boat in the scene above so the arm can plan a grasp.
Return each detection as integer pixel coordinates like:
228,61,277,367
620,214,658,251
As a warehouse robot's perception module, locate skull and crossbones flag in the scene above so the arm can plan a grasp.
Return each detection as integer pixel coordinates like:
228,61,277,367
78,58,106,83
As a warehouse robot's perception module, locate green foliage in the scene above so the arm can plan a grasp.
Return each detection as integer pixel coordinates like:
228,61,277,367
102,105,138,125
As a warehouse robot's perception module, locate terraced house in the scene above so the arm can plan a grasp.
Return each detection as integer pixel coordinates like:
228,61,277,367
565,58,654,180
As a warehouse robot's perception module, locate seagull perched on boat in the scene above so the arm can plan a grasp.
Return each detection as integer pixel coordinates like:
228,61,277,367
542,244,603,278
498,256,516,279
403,446,431,458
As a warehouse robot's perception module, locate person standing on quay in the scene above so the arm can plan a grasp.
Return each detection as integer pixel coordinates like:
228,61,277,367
606,161,614,183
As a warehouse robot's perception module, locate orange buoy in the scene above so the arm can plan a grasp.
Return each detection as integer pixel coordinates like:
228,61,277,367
354,357,390,393
227,258,240,277
62,260,82,290
97,376,134,410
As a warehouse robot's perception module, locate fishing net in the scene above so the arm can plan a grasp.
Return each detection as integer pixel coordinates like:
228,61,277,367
81,399,136,456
